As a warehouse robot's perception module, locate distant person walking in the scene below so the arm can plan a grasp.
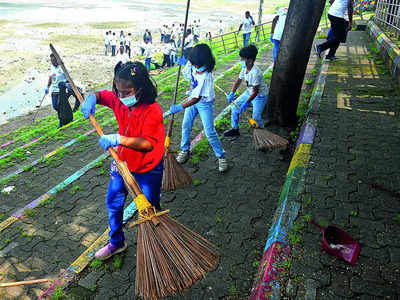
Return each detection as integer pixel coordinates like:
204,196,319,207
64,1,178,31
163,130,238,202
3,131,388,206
219,20,224,35
111,32,117,56
104,31,110,56
270,7,288,64
143,29,152,44
116,44,130,65
315,0,353,60
120,30,126,47
238,11,255,47
143,38,153,72
161,40,172,68
125,33,132,58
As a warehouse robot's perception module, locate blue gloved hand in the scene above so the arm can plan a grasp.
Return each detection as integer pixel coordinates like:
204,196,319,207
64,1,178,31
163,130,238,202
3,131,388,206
45,87,49,95
81,94,97,119
239,101,249,114
98,134,120,151
169,104,184,114
227,91,235,103
270,34,274,43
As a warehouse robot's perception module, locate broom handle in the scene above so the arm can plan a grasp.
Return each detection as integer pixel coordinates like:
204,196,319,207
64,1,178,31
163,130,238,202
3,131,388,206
49,44,142,197
0,279,48,288
310,219,325,232
166,0,191,140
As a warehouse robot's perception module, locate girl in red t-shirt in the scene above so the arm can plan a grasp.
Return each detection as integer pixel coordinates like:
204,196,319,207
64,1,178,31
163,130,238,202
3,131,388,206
81,62,165,260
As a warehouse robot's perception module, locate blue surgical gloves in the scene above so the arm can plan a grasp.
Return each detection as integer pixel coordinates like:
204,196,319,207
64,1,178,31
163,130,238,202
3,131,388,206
81,94,97,119
169,104,184,114
239,101,249,114
45,87,49,95
99,134,120,151
226,91,235,103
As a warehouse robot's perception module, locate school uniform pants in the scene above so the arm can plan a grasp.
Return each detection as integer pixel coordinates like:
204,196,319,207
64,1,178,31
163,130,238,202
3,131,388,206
243,32,251,47
51,93,59,111
105,44,109,56
181,101,225,158
272,39,280,63
162,54,171,67
318,14,348,57
231,90,267,129
125,45,131,58
145,58,151,72
106,159,164,248
111,45,116,56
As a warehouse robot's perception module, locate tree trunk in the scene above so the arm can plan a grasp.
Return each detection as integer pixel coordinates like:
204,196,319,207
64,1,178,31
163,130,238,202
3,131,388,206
256,0,264,42
266,0,326,128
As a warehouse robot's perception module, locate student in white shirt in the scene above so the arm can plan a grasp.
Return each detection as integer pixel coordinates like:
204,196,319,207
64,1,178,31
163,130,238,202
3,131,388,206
270,7,288,64
125,33,132,58
238,11,255,47
161,40,172,68
315,0,353,60
168,44,228,172
111,32,117,56
104,31,110,56
224,45,268,137
143,38,153,72
219,20,224,35
115,44,130,65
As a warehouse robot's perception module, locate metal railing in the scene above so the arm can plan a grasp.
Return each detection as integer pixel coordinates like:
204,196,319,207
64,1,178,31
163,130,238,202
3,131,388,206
205,21,272,55
375,0,400,34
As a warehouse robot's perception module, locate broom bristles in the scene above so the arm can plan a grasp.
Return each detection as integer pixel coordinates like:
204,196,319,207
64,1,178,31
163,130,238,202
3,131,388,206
253,128,288,151
136,214,219,299
162,152,193,191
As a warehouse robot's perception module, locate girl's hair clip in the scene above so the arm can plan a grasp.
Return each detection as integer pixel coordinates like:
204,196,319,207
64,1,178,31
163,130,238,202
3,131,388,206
131,66,137,76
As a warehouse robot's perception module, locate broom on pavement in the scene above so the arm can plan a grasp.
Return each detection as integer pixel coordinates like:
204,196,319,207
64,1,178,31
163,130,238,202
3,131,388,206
248,118,288,151
50,44,218,300
162,0,193,191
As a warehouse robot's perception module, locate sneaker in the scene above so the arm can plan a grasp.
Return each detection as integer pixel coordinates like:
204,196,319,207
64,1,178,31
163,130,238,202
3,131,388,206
95,243,127,261
314,44,322,59
218,157,228,172
176,150,190,164
223,128,240,137
326,55,339,61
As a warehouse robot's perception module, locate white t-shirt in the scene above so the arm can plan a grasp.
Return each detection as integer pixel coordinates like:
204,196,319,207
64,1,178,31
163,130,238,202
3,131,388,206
190,71,215,103
126,36,131,46
143,43,153,58
239,64,267,97
50,65,66,93
104,34,110,45
185,34,194,48
111,36,117,46
115,52,129,64
328,0,349,19
163,43,172,55
273,12,287,41
242,17,253,34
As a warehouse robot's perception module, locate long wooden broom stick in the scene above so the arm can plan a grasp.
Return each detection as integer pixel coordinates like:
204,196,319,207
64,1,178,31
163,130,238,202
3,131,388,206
0,279,48,288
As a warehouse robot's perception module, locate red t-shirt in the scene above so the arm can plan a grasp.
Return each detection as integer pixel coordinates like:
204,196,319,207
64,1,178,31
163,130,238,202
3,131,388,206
98,90,165,173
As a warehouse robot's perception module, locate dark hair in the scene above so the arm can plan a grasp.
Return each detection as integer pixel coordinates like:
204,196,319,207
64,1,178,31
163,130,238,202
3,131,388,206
188,43,215,72
239,44,258,61
114,62,157,104
186,28,191,35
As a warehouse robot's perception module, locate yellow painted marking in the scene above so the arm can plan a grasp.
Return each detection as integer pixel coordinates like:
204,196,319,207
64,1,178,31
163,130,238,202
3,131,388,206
337,97,352,110
287,144,311,175
44,146,65,159
0,217,19,233
357,109,395,116
69,228,110,274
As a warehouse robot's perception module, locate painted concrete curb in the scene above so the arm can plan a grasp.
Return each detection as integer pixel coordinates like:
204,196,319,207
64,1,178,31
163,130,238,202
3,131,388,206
367,19,400,76
249,58,330,299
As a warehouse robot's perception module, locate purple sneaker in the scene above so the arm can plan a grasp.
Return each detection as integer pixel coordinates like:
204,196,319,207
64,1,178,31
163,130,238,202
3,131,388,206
95,243,127,261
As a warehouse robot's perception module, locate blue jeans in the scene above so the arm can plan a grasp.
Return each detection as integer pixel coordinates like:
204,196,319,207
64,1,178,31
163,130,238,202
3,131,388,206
106,159,163,248
145,58,151,72
181,101,225,158
243,32,251,47
105,44,109,56
231,90,267,129
111,45,116,56
272,39,280,63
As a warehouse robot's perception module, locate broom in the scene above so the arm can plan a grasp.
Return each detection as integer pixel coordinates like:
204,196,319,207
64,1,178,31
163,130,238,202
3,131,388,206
249,118,288,151
50,44,218,300
162,0,193,191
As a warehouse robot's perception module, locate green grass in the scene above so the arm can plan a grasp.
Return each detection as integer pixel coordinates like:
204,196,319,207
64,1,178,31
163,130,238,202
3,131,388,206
29,22,67,28
87,22,135,30
24,208,36,217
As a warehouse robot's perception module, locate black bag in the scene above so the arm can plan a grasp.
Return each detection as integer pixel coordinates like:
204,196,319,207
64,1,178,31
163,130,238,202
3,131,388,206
57,82,73,127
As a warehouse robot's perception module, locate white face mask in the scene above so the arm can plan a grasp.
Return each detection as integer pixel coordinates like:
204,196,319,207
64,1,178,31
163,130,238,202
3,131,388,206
120,94,138,107
193,65,207,73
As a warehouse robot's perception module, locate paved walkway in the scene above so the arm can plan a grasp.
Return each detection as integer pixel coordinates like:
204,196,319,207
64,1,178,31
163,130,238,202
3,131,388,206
285,31,400,299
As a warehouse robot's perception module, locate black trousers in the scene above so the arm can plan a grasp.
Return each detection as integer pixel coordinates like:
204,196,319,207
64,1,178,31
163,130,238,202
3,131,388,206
319,14,348,57
161,54,171,68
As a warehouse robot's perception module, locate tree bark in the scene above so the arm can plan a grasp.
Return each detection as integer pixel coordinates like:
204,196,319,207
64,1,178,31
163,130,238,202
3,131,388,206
266,0,326,128
256,0,264,42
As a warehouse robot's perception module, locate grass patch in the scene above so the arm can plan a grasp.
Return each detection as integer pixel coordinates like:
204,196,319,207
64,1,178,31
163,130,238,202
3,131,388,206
24,208,36,217
90,259,103,268
87,22,134,29
29,22,67,28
